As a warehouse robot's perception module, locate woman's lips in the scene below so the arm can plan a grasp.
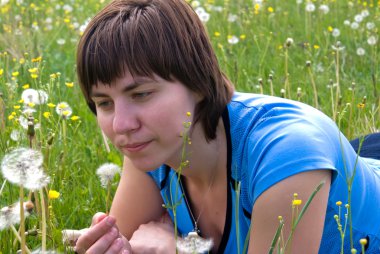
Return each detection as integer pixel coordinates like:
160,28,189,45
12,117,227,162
121,141,152,153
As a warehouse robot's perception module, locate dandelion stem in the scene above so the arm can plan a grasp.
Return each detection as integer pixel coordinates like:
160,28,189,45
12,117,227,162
307,66,319,109
10,225,31,254
39,189,47,253
19,186,27,254
0,179,6,197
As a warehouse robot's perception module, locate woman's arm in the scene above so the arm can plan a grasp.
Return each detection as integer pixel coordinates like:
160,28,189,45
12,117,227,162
110,156,166,239
248,170,331,254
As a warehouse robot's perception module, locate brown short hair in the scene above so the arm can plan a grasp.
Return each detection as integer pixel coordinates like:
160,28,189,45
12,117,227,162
77,0,233,141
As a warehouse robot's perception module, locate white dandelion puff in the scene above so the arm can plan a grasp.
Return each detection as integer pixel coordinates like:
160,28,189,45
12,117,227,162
366,22,375,30
361,10,369,17
305,2,316,12
343,20,350,26
350,22,359,30
57,38,66,45
96,163,121,188
296,0,303,4
1,148,50,190
227,35,239,44
356,47,365,56
367,35,377,46
176,232,213,254
318,4,329,14
10,130,21,141
332,28,340,37
0,201,34,231
18,115,40,130
354,14,364,23
227,14,238,22
21,89,48,105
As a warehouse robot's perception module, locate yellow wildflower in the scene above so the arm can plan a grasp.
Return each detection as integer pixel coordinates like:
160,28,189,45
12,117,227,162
47,103,56,108
268,6,274,13
19,58,25,64
65,82,74,88
12,71,19,77
336,201,342,206
360,238,367,245
70,115,80,121
292,199,302,206
64,18,71,23
31,56,42,62
186,112,191,117
22,84,30,89
13,105,21,109
62,110,71,116
8,115,14,120
314,45,320,49
50,73,57,79
357,103,365,109
31,74,38,79
18,99,24,103
240,34,246,40
214,31,221,37
28,102,35,108
28,68,38,73
48,190,60,199
0,69,3,76
43,112,51,118
328,26,333,32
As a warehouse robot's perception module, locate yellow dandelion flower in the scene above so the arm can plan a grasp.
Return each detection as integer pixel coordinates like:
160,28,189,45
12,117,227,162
8,115,14,120
278,215,283,221
22,84,30,89
0,69,3,76
292,199,302,206
13,105,21,109
70,115,80,121
31,56,42,62
65,82,74,88
328,26,333,32
28,68,38,73
214,31,221,37
12,71,19,77
293,193,298,198
11,112,16,116
50,73,57,79
314,45,320,49
357,103,365,109
186,112,191,117
47,103,56,108
360,238,367,245
19,58,25,64
64,18,71,23
43,112,51,118
56,72,61,77
254,3,260,11
240,34,246,40
268,6,274,13
31,74,38,79
62,110,71,116
48,190,60,199
18,99,24,103
336,201,342,206
28,102,35,108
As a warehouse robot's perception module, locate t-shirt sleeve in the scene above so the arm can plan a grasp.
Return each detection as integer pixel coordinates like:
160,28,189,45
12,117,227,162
246,106,341,204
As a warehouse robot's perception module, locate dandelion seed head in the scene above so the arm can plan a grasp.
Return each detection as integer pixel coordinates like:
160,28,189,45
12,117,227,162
10,130,21,141
176,232,213,254
1,148,50,190
227,35,239,44
332,28,340,37
350,22,359,30
367,35,377,46
0,201,34,231
366,22,375,30
354,14,364,23
305,2,316,12
343,20,350,26
21,89,48,105
356,47,365,56
319,4,329,14
96,163,121,188
56,102,73,118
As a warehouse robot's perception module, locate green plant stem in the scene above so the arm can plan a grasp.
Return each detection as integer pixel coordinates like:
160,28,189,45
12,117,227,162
39,189,47,252
307,66,318,109
10,225,31,254
19,186,27,254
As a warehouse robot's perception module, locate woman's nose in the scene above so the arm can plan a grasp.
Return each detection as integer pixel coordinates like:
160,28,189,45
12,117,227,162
112,102,140,134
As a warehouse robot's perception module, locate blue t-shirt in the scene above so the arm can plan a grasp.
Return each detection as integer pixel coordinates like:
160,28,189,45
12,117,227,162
148,92,380,253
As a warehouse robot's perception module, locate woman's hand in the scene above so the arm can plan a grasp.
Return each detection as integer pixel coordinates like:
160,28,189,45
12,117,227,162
74,212,132,254
129,212,176,254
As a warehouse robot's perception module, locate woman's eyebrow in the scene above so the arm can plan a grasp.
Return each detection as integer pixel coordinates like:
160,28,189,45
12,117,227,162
90,80,155,98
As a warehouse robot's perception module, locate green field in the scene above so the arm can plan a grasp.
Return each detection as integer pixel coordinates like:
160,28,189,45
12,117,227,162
0,0,379,253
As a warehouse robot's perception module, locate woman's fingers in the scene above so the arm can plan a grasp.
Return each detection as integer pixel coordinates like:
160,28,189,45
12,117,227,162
91,212,108,226
75,216,117,253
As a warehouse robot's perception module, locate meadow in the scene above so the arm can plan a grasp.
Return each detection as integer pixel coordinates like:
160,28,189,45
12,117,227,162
0,0,379,253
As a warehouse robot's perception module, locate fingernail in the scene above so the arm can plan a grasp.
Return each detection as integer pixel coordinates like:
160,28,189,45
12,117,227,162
105,216,116,226
122,249,130,254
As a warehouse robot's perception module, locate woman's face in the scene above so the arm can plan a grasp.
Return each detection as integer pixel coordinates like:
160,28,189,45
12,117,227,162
90,71,200,171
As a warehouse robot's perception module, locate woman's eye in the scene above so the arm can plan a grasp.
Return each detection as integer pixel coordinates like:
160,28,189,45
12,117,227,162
95,100,113,109
132,91,152,99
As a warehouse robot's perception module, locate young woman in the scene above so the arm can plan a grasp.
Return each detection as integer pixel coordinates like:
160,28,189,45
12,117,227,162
74,0,380,253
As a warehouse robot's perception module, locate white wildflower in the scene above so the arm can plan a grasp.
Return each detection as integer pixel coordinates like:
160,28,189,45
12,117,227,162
356,47,365,56
332,28,340,37
343,20,350,26
354,14,363,23
176,232,213,254
45,17,53,24
227,35,239,44
318,4,329,14
1,148,50,190
57,39,66,45
227,14,238,22
21,89,48,105
366,22,375,30
0,0,9,7
361,9,369,17
56,102,73,118
367,35,377,46
0,201,34,231
350,22,359,30
305,2,316,12
96,163,121,188
285,37,294,47
18,115,40,130
62,4,73,12
10,130,21,141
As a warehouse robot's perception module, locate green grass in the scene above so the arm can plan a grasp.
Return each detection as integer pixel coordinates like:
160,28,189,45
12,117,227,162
0,0,379,252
